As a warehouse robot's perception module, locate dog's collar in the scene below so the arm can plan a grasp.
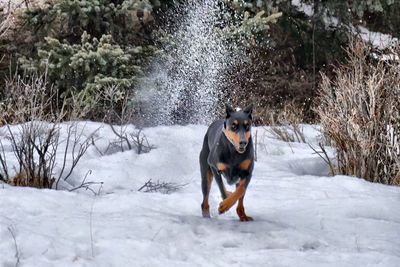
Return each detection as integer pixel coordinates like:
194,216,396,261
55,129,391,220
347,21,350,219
222,126,248,154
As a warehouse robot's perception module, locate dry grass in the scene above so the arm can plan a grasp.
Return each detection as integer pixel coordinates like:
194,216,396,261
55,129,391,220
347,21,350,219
315,40,400,185
0,12,12,40
0,69,63,125
265,101,306,143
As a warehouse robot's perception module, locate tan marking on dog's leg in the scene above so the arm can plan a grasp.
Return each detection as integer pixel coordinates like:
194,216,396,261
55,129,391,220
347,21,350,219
218,179,246,214
216,162,228,171
236,194,253,222
239,159,252,171
223,183,232,199
224,187,232,199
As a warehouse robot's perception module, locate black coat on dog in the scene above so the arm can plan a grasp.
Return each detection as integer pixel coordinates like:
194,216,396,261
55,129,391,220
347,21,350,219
199,104,254,221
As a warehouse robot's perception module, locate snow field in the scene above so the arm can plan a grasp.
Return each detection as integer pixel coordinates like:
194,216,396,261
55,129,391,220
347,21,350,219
0,122,399,266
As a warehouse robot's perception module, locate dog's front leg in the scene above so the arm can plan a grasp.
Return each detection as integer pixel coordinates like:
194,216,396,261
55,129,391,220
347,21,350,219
218,179,246,214
211,168,230,199
236,192,253,221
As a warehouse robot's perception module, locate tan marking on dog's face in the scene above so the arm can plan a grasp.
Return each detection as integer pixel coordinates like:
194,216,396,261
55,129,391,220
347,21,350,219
216,162,228,171
245,131,251,142
225,127,240,148
239,159,252,171
244,120,251,142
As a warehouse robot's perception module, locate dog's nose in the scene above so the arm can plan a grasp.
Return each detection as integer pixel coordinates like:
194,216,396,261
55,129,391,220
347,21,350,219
239,141,247,147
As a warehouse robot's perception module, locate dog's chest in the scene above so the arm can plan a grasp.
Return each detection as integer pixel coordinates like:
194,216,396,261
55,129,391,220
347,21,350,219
217,159,252,185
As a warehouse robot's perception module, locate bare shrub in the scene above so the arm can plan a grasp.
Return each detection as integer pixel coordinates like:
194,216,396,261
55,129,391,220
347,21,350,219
6,122,59,188
266,101,306,143
138,179,187,194
315,40,400,185
101,85,135,123
88,85,155,155
0,70,62,125
0,71,97,189
0,67,111,125
109,126,154,154
0,121,95,189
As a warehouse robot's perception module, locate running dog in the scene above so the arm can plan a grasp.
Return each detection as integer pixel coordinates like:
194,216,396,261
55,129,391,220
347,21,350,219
199,103,254,221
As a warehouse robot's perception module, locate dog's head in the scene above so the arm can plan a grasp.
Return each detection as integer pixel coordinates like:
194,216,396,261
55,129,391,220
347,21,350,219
223,103,253,154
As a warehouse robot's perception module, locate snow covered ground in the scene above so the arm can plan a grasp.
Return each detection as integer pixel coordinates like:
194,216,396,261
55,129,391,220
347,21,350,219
0,122,399,266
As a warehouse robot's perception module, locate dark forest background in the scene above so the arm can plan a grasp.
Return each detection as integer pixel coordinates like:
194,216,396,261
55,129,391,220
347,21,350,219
0,0,399,124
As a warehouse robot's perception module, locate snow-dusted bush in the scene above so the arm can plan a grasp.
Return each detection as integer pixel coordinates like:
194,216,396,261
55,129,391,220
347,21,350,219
316,40,400,185
17,32,148,121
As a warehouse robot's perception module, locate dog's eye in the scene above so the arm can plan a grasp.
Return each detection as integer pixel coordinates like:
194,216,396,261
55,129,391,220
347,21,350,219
244,124,250,131
231,124,238,131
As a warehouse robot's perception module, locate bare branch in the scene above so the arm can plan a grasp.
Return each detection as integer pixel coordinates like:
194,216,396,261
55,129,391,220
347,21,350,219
138,179,188,194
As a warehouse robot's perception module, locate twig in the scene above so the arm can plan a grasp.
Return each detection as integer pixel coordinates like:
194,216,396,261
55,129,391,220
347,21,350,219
68,170,103,195
309,143,336,175
138,179,187,194
89,183,103,258
8,226,20,267
254,130,258,162
105,125,155,155
110,124,131,151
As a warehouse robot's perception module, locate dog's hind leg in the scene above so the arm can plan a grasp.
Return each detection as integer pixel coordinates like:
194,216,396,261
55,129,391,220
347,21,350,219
200,136,212,218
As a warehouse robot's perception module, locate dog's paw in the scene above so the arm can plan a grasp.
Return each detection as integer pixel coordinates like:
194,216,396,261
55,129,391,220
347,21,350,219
237,206,253,221
218,200,232,214
239,215,253,222
202,209,211,218
201,203,211,218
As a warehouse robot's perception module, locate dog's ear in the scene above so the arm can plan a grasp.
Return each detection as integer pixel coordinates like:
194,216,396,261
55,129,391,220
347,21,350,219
225,103,235,119
243,104,253,120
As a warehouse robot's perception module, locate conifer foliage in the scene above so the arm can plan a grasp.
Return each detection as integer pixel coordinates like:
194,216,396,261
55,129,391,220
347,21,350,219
18,0,158,119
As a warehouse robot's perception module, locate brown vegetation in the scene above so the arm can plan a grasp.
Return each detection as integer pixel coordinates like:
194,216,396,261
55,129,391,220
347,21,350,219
315,40,400,185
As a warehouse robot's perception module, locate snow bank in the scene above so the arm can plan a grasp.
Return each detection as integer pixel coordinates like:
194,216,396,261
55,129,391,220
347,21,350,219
0,123,399,266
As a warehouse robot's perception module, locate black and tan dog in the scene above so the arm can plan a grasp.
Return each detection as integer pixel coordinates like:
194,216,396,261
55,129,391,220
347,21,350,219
199,103,254,221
